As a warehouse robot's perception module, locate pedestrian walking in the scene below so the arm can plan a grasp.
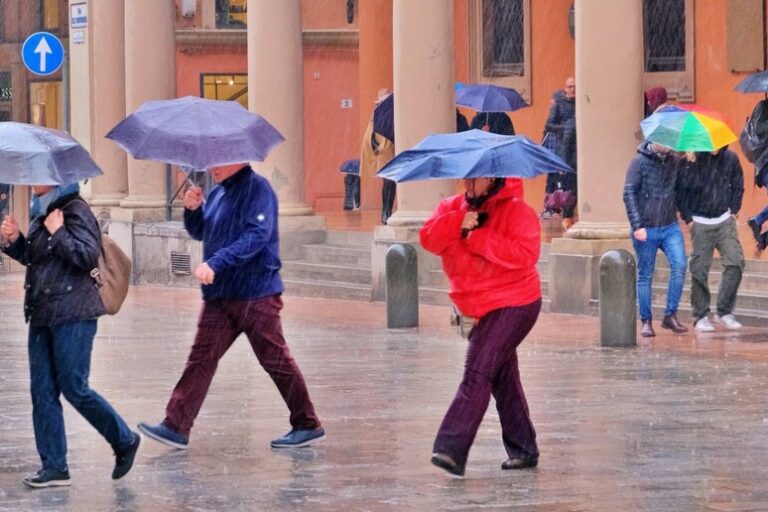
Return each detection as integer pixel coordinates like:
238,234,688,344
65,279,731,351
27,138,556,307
623,142,688,337
558,117,578,230
421,177,542,477
138,164,324,450
361,88,396,224
677,148,745,331
1,183,140,488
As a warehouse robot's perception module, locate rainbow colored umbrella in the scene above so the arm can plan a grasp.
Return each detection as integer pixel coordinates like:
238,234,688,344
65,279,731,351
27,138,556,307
640,104,737,152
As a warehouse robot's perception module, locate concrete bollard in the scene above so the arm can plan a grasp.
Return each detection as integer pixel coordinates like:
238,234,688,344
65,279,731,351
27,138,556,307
599,249,637,347
386,243,419,328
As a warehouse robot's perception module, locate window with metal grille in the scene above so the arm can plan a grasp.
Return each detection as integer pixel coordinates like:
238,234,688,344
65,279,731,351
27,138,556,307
482,0,525,77
643,0,686,72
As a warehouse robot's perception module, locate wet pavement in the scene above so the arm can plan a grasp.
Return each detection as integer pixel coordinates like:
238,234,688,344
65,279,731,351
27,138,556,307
2,273,768,511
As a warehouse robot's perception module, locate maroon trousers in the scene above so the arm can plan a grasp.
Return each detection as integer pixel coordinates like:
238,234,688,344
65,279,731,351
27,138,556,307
164,295,320,437
433,299,541,467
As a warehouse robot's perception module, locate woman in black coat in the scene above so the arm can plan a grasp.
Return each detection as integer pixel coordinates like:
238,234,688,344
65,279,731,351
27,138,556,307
1,184,140,488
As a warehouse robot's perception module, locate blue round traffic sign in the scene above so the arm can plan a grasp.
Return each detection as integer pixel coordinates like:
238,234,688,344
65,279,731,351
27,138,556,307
21,32,65,76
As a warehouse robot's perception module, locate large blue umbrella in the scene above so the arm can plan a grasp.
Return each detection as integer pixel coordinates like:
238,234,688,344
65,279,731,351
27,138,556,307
0,122,103,185
372,93,394,142
376,129,573,183
455,84,528,112
106,96,284,170
734,70,768,93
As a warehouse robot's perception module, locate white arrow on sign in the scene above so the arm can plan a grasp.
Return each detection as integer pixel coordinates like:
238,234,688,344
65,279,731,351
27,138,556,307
34,37,53,73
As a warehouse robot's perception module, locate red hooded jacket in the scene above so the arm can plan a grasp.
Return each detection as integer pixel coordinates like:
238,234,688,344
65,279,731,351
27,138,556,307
420,179,541,318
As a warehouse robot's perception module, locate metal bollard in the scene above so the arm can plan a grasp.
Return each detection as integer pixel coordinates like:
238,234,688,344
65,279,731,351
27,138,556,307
385,243,419,328
599,249,637,347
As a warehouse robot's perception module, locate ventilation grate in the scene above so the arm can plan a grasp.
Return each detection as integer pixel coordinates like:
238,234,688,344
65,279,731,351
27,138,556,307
170,251,192,276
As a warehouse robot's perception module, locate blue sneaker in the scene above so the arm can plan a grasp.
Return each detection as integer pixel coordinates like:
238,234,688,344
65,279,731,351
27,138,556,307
138,422,189,450
270,428,326,448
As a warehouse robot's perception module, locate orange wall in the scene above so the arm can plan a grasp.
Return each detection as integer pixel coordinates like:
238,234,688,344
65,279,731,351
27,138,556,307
303,46,360,211
694,0,768,218
176,46,248,98
302,0,358,29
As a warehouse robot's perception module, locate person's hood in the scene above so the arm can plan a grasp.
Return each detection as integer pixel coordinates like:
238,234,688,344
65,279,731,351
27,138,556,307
464,178,524,209
637,141,672,163
645,87,668,113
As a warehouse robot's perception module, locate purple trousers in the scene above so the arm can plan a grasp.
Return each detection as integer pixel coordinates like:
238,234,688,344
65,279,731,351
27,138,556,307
164,295,320,437
433,299,541,467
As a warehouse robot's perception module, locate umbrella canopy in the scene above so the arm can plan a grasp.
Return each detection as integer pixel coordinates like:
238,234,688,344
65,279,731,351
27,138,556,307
376,129,573,183
372,93,394,142
0,122,103,185
734,70,768,93
455,84,528,113
640,104,737,152
106,96,284,170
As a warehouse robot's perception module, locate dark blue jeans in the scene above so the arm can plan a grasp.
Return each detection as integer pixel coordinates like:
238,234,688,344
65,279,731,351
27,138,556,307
631,223,687,322
28,320,134,471
752,204,768,228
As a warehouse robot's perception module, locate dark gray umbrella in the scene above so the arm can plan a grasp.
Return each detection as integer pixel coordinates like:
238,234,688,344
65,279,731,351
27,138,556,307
106,96,285,170
0,122,103,185
734,71,768,93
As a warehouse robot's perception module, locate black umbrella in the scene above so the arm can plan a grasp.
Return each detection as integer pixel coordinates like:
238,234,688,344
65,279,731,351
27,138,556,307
0,122,103,185
734,70,768,94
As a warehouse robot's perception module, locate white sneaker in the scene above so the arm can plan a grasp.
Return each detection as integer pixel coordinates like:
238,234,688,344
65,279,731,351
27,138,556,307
694,316,715,332
714,314,742,330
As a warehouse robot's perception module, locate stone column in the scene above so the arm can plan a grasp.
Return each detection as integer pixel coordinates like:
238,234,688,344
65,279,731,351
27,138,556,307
548,0,644,314
247,0,314,218
371,0,455,299
117,0,175,220
88,0,128,209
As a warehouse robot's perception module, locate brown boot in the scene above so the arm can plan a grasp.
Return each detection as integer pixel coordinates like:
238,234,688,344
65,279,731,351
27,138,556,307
661,314,688,333
641,320,655,337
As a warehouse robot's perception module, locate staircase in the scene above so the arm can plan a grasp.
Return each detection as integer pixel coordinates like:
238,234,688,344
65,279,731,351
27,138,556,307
281,230,374,301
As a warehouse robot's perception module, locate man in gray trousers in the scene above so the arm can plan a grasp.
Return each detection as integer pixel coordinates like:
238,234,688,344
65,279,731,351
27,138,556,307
677,148,745,332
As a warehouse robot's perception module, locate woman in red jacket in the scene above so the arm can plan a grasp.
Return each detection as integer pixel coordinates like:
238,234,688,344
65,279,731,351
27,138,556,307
420,177,542,477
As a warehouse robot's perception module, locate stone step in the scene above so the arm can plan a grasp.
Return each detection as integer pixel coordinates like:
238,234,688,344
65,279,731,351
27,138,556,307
281,261,371,285
282,278,373,302
299,243,372,267
650,255,768,274
652,268,768,293
651,285,768,317
324,230,373,247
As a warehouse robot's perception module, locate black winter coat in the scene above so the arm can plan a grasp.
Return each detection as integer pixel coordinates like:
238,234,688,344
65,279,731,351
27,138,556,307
3,193,105,326
676,149,744,223
544,95,575,138
623,142,681,231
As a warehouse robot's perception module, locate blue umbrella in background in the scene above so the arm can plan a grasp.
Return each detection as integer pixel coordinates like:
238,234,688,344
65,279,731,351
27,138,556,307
106,96,284,170
0,122,103,185
455,84,528,113
376,129,573,183
372,92,394,142
734,70,768,94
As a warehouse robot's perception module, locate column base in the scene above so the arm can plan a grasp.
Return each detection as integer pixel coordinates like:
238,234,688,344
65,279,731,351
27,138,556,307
278,202,314,217
118,195,168,222
90,193,127,208
565,220,631,240
548,236,633,315
385,210,431,227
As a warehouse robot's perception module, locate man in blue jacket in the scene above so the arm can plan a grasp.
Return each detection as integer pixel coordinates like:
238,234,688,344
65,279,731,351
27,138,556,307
139,164,324,449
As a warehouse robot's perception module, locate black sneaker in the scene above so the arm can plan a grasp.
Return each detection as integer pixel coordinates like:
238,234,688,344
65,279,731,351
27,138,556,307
748,217,763,243
112,432,141,480
23,468,71,489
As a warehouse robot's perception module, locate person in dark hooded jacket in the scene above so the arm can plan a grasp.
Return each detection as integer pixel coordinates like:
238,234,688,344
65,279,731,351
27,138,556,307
623,142,688,337
470,111,515,135
1,184,140,488
677,148,745,332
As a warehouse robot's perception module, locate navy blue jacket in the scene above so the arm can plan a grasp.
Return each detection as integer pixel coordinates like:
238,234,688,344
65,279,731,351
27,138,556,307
676,148,744,223
3,193,105,326
185,166,284,301
623,142,681,231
